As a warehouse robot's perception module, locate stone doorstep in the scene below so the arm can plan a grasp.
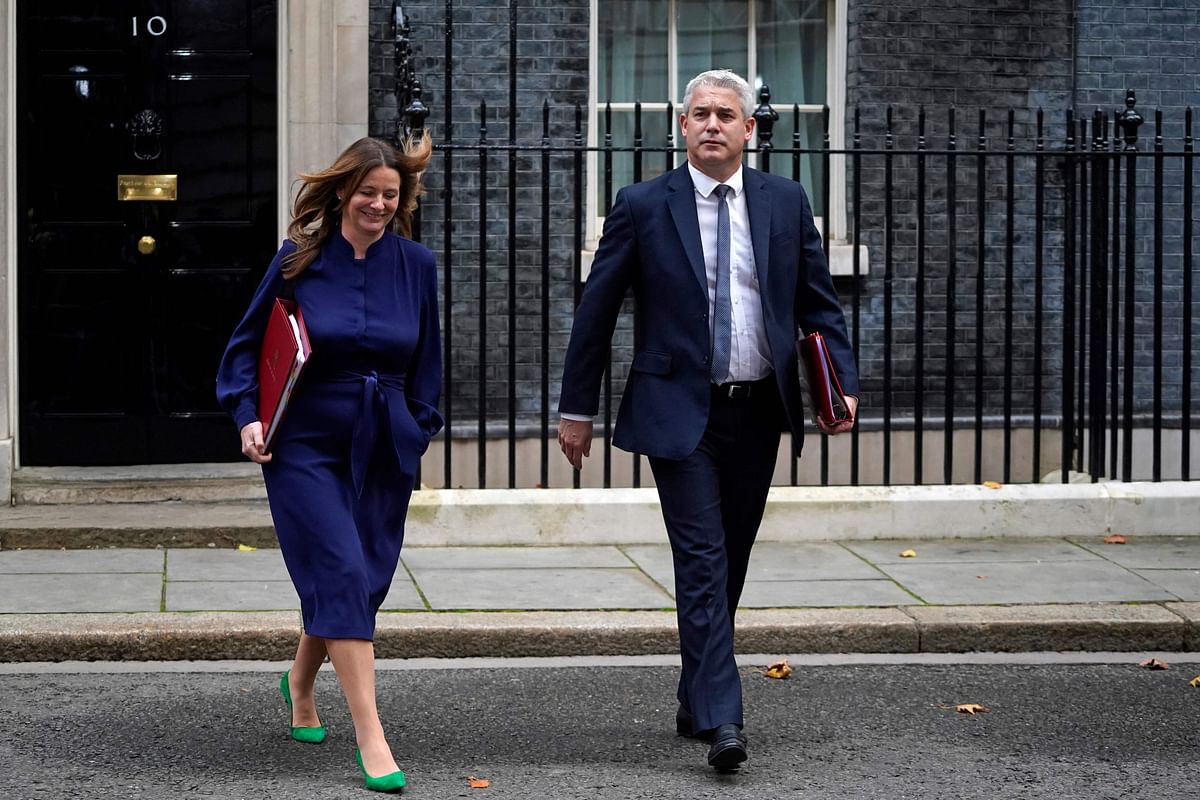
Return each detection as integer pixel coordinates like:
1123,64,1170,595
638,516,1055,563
1,481,1198,549
0,604,1195,663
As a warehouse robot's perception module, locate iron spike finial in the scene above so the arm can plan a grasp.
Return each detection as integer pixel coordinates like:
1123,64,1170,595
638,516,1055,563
1116,89,1144,151
752,85,779,150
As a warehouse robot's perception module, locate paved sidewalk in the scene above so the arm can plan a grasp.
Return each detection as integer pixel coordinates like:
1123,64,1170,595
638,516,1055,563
2,536,1200,661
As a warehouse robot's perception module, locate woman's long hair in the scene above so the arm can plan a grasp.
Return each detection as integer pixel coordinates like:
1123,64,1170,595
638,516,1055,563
282,133,433,277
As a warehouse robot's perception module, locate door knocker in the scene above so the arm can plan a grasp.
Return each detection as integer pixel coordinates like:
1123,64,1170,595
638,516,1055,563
127,109,163,161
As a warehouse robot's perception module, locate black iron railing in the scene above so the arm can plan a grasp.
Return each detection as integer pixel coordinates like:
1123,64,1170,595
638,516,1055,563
392,9,1196,490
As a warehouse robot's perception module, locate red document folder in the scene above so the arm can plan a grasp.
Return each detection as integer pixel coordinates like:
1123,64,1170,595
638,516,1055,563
258,298,312,453
797,331,850,427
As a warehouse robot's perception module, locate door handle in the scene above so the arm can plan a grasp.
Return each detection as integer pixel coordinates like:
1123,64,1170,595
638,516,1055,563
137,235,156,255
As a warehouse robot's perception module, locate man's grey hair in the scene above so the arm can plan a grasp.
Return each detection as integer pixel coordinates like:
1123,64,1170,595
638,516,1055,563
681,70,755,119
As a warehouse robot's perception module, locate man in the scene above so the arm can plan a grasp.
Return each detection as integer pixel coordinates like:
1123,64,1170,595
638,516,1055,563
558,69,859,772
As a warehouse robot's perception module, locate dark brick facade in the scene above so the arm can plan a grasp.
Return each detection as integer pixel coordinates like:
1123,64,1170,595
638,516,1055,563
369,0,1198,433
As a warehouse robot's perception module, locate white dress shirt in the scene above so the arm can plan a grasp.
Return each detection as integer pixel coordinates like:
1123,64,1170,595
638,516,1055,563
561,163,773,422
687,163,772,384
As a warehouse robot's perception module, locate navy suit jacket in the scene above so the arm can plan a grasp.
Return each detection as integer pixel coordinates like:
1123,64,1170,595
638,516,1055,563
559,162,860,460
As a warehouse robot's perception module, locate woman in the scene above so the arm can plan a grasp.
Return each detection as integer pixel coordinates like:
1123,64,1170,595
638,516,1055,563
217,135,441,793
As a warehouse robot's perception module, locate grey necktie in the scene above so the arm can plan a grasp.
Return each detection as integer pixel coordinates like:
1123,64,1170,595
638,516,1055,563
710,184,732,384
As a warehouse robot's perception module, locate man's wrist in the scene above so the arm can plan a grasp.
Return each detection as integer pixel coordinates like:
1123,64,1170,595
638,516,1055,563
560,413,594,423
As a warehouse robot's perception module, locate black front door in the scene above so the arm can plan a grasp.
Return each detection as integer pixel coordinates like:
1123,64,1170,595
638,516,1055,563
17,1,277,465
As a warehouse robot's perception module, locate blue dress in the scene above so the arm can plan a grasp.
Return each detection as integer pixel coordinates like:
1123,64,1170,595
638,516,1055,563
217,230,443,640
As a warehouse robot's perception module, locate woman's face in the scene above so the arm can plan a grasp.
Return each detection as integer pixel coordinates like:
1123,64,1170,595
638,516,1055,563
341,165,401,243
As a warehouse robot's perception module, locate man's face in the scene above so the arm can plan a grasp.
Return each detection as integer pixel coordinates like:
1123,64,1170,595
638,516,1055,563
680,85,754,181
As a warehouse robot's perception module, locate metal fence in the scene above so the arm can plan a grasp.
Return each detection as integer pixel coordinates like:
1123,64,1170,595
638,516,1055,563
391,8,1197,490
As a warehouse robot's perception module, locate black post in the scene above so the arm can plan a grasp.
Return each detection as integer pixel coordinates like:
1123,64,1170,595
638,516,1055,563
506,0,518,488
974,110,986,484
1184,107,1194,480
944,106,958,484
753,85,778,174
477,100,489,488
883,106,894,486
914,106,926,486
572,103,584,489
1087,109,1109,482
1033,108,1044,482
1003,110,1016,483
540,100,551,489
1062,110,1077,483
1117,90,1143,482
851,106,862,486
1152,108,1165,481
441,0,454,488
1109,109,1122,480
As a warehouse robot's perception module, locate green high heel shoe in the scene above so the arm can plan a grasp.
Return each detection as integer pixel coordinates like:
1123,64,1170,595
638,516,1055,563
278,671,326,744
356,749,407,793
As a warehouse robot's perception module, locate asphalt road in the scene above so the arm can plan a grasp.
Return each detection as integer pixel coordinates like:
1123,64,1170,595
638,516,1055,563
2,657,1198,799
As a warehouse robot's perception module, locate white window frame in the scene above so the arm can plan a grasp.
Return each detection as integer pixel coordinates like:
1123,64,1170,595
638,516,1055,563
585,0,862,276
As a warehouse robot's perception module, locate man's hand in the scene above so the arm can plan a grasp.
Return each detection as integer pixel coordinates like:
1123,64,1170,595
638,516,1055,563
817,395,858,436
239,421,273,464
557,418,594,470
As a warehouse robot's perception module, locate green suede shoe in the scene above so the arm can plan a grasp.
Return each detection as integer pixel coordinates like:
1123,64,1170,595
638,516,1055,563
278,671,326,744
356,749,407,793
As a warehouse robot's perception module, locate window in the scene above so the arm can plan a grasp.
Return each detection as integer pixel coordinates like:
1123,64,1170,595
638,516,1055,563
588,0,850,256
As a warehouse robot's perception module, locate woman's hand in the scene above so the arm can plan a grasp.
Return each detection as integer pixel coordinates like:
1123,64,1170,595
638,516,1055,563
239,421,272,463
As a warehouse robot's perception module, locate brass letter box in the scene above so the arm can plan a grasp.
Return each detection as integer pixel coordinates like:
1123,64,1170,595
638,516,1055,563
118,174,178,201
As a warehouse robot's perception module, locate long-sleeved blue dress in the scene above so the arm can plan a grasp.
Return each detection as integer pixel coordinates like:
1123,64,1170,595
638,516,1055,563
217,230,443,640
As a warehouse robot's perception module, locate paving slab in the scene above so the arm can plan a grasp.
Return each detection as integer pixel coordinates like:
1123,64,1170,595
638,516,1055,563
166,549,289,582
739,578,917,608
622,542,886,597
0,573,162,613
1133,569,1200,601
0,548,165,574
410,567,673,610
400,545,630,570
876,560,1176,605
1070,536,1200,569
844,538,1095,565
906,603,1188,652
166,581,299,612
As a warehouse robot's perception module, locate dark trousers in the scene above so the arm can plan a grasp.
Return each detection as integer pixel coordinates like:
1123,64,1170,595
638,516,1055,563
648,376,783,733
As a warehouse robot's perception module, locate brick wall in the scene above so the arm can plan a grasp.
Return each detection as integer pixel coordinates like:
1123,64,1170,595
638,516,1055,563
369,0,607,432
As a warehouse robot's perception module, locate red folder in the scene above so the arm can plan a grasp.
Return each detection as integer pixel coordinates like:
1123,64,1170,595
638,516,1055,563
258,298,312,453
797,331,850,427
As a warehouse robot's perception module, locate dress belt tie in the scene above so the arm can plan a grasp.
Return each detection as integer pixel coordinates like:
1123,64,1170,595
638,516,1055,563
324,369,407,497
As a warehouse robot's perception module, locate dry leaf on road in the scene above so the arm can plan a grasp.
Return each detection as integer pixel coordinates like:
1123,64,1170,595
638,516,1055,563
1138,658,1170,670
1189,676,1200,688
467,776,491,789
955,703,990,715
899,549,917,558
764,659,792,679
982,481,1003,489
236,543,258,552
1103,534,1128,544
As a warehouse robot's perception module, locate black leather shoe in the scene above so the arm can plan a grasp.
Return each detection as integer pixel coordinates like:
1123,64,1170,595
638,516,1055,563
706,723,748,771
675,705,713,741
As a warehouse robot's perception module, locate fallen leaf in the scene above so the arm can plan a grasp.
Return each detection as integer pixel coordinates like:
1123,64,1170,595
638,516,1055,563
955,703,989,715
1103,534,1127,545
976,575,987,580
899,549,917,558
1138,657,1170,670
236,543,258,552
982,481,1002,489
1189,675,1200,688
764,659,792,679
467,776,491,789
